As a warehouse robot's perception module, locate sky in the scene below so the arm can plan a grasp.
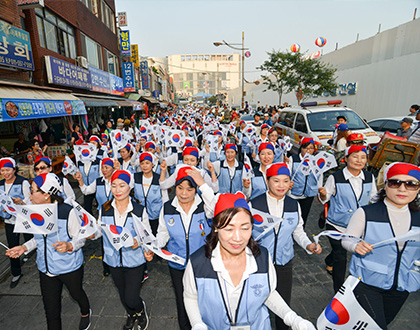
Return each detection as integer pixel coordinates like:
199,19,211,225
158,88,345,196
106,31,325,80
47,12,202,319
115,0,419,80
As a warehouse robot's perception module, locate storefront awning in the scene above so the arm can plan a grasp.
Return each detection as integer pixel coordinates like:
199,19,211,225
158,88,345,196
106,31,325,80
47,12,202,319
77,96,119,107
140,96,159,104
0,86,86,122
127,93,141,101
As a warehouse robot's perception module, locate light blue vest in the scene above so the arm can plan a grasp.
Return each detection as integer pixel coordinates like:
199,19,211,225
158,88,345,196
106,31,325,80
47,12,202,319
118,158,136,174
0,175,26,219
134,172,162,220
191,246,271,329
250,168,267,200
327,169,373,228
163,200,210,270
239,131,251,154
101,201,146,268
95,177,112,210
34,203,83,275
290,154,319,198
218,162,243,194
349,202,420,292
209,146,226,162
78,160,100,186
251,194,300,265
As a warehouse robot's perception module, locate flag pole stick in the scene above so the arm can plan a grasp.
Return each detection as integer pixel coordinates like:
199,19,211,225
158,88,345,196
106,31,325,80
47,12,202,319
0,242,10,250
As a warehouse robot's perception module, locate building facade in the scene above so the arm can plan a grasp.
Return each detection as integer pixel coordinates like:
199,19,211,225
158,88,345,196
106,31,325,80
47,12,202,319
168,53,240,100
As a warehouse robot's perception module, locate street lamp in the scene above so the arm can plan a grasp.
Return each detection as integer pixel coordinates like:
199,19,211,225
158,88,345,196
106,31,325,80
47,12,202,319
213,32,248,109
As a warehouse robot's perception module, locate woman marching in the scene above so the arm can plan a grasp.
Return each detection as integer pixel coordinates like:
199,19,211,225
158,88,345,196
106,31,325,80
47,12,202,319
6,173,91,330
34,157,76,201
150,167,214,330
183,192,316,330
342,162,420,329
94,170,151,330
0,157,31,288
318,145,377,292
288,138,321,228
250,163,322,330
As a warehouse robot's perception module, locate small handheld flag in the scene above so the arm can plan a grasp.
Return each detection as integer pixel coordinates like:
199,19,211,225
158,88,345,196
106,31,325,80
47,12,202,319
313,230,361,245
14,203,58,235
372,229,420,248
61,155,79,176
311,151,337,177
251,208,283,240
71,200,98,239
73,143,98,164
99,221,134,251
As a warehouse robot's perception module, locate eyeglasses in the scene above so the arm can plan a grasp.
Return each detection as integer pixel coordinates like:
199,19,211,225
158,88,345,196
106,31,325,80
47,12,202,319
386,179,420,191
34,166,49,172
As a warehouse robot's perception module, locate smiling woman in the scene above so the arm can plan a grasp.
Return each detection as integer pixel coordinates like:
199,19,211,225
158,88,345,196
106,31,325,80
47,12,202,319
342,162,420,329
183,192,316,330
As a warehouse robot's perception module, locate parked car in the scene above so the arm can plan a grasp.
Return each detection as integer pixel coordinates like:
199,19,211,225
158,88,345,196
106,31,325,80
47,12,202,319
240,114,254,124
274,103,380,152
367,116,418,136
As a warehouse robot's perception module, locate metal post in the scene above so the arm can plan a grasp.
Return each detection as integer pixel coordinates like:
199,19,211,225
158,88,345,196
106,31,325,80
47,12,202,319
241,31,245,110
216,63,220,108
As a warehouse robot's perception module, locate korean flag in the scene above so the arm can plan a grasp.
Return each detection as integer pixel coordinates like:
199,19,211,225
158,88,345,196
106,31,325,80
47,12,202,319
71,200,98,239
165,129,186,148
14,203,58,235
110,130,131,153
311,151,337,176
99,222,134,251
73,143,98,164
61,155,78,176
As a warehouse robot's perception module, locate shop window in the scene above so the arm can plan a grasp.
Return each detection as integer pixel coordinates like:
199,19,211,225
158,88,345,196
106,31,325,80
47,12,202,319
204,55,210,61
105,49,119,75
186,55,191,61
100,0,115,33
198,55,203,61
81,33,103,69
181,56,185,61
192,55,197,61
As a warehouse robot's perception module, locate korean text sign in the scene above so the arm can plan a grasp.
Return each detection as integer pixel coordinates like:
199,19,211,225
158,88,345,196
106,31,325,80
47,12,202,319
122,62,135,92
45,56,92,89
0,21,34,70
119,30,131,57
140,61,149,90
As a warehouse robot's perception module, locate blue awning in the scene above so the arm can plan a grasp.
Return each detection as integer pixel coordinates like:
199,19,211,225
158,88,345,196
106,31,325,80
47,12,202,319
0,86,86,122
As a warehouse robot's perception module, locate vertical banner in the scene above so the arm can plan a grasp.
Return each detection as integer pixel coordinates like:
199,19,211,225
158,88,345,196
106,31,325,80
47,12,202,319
119,30,131,57
131,44,139,67
140,60,149,90
122,62,135,92
117,12,127,26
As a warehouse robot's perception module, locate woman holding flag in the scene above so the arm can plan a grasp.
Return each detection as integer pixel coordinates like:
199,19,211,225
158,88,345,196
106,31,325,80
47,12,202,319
6,173,91,330
288,138,321,228
207,130,225,162
342,162,420,329
0,157,31,288
183,192,316,330
151,167,214,330
95,170,151,330
245,142,276,200
250,163,321,330
118,144,138,173
34,157,76,202
318,145,377,293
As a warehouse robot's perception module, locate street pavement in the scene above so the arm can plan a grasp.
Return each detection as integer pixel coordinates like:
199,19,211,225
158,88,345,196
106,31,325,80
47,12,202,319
0,193,419,329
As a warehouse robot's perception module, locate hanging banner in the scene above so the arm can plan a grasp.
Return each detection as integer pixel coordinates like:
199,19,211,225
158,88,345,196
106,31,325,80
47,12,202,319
140,61,149,90
89,66,112,94
131,44,139,67
0,21,34,71
110,74,124,96
0,98,86,122
45,56,91,90
117,12,127,26
119,30,131,57
122,62,135,93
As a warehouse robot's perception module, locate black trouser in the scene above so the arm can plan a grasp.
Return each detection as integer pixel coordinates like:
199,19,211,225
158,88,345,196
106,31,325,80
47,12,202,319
354,281,409,329
83,193,95,216
275,260,293,330
149,219,159,236
169,266,191,330
296,197,314,228
39,266,90,330
325,224,347,293
109,264,145,316
100,238,110,274
5,223,33,276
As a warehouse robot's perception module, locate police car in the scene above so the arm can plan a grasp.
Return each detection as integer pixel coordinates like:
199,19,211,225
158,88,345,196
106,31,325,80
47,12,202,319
274,100,380,152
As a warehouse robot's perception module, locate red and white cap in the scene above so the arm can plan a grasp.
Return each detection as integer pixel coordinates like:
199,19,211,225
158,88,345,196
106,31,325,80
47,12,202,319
345,145,367,157
258,142,275,153
214,192,250,218
89,135,101,144
384,162,420,181
145,142,156,150
33,173,63,195
182,147,199,158
140,152,154,163
224,144,237,152
0,157,16,168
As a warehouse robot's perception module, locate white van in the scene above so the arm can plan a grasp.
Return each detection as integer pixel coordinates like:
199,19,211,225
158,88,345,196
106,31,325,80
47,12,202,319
274,103,380,152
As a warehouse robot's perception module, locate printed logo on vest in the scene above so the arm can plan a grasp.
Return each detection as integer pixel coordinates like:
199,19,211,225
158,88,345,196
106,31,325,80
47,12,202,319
251,284,264,297
168,218,175,226
286,217,295,225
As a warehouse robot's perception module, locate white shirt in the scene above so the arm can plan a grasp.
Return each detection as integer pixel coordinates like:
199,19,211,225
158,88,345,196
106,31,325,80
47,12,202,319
142,175,153,196
343,199,411,252
62,177,76,201
156,183,214,248
80,176,111,196
319,167,377,231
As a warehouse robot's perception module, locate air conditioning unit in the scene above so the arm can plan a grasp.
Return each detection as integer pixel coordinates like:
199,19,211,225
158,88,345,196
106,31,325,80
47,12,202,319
76,56,89,69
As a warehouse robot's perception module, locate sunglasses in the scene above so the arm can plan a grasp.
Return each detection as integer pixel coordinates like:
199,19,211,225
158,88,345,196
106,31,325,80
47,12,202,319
34,166,49,172
386,179,420,191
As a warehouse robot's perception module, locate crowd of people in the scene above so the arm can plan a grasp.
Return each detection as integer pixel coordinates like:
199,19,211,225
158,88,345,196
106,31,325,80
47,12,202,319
1,104,419,330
